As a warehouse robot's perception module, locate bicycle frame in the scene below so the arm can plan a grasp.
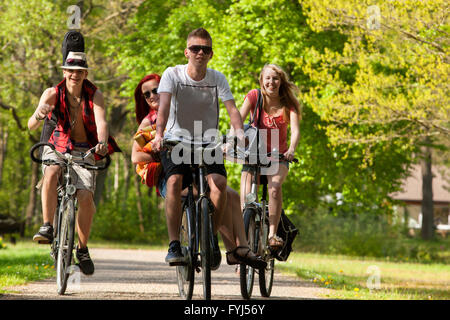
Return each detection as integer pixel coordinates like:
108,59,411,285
239,152,297,299
52,157,77,257
164,139,218,300
30,142,110,295
243,164,270,256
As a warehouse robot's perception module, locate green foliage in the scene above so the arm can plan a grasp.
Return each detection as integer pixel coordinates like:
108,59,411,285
0,0,445,248
0,236,6,250
114,0,416,216
292,206,447,263
300,0,449,147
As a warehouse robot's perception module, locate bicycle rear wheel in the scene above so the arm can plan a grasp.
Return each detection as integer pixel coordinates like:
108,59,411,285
240,208,258,300
259,215,274,297
176,200,195,300
200,197,212,300
56,198,75,295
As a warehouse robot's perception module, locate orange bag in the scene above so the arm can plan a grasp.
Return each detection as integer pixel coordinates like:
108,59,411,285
134,124,161,188
134,124,157,148
136,162,162,188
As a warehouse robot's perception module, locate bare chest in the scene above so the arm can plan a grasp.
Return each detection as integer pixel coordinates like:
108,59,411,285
68,99,88,143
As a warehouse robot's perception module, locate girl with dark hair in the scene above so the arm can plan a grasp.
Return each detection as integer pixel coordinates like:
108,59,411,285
132,74,161,164
134,73,162,125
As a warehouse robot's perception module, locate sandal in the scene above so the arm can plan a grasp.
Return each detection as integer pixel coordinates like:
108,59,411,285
226,246,267,269
268,235,284,251
226,250,240,265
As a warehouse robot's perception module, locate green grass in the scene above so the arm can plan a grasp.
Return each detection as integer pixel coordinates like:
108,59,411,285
277,251,450,300
2,239,449,300
0,241,55,293
0,239,169,296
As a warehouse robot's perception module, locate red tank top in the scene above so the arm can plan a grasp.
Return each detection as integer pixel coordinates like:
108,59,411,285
245,89,291,153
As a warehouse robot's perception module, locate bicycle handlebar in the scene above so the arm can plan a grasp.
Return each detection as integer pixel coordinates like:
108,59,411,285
267,152,299,163
161,137,225,153
160,136,298,166
30,142,111,170
225,146,298,165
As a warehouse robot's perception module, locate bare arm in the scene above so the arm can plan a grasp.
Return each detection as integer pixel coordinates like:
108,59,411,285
152,92,171,152
238,97,253,125
224,99,244,141
284,109,300,161
28,88,56,131
92,89,109,156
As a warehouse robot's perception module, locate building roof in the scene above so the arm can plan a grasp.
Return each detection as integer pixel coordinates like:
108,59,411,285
391,165,450,203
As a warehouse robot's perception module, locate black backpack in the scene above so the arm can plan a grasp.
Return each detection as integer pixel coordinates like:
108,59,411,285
40,31,85,147
61,30,85,63
275,210,299,261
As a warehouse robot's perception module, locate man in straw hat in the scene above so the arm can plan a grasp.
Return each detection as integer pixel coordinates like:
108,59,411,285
28,51,120,275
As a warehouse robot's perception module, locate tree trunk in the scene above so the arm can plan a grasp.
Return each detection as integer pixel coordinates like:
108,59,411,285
121,152,131,210
421,142,434,240
134,175,145,233
0,125,8,187
25,161,40,227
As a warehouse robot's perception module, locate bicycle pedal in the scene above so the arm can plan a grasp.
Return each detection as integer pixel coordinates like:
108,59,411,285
169,261,187,267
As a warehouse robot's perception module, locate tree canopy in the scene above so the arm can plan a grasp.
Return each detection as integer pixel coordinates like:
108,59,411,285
0,0,447,242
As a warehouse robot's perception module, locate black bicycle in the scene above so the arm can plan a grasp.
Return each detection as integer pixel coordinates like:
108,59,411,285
239,152,297,299
162,137,222,300
30,142,110,295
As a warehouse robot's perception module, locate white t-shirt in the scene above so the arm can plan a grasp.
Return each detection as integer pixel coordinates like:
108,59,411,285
158,64,234,140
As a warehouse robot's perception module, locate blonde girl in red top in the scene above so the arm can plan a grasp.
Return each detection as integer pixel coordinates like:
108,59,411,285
239,64,301,250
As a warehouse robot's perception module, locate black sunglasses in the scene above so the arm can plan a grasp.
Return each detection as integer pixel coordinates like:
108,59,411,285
143,88,158,99
188,45,212,55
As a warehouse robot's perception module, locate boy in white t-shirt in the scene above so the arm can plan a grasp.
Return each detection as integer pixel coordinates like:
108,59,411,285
153,28,244,267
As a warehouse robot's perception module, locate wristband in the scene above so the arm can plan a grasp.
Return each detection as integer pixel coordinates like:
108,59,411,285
35,114,46,121
99,141,108,147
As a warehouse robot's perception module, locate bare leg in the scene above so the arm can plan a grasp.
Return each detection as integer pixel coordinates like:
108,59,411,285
165,174,183,242
240,171,254,210
41,165,61,225
206,173,227,235
267,164,289,239
219,187,245,251
76,190,96,248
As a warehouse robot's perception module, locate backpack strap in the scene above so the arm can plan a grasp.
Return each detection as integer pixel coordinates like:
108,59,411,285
249,89,263,128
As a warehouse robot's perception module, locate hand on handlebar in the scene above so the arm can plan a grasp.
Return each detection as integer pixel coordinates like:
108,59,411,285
283,148,296,162
94,142,108,156
152,134,163,152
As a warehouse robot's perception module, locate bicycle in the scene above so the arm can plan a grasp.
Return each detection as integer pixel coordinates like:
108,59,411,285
30,142,110,295
161,137,223,300
238,151,297,299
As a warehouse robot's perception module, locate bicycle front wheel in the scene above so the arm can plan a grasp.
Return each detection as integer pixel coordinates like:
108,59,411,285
259,214,274,297
200,197,212,300
176,200,195,300
240,208,258,300
56,198,75,295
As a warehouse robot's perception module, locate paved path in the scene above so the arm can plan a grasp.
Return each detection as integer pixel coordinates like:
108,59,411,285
2,248,331,300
